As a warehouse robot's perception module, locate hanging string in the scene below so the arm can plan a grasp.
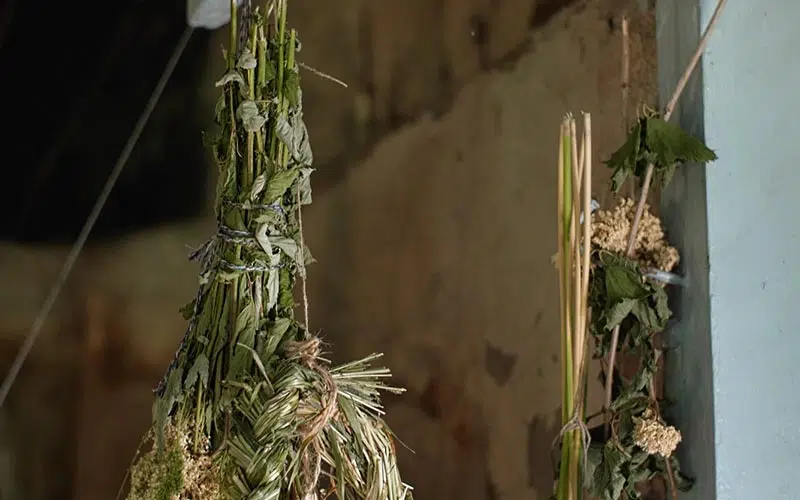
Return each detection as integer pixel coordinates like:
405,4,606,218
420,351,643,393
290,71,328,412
297,186,310,331
0,26,195,410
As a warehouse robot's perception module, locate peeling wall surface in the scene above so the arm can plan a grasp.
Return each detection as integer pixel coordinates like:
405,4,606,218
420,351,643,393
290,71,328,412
301,3,655,497
0,0,656,498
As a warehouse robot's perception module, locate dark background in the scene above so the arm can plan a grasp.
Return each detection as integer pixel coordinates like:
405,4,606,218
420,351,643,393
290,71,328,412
0,0,211,244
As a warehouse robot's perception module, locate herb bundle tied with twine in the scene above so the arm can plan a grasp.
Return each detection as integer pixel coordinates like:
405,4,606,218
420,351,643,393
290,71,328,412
125,2,411,499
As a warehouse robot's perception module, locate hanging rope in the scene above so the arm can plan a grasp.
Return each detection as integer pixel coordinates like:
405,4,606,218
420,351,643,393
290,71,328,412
0,26,195,409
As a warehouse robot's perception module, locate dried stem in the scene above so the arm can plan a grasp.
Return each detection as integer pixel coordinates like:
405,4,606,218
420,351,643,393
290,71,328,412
621,15,634,200
556,114,593,500
602,0,729,452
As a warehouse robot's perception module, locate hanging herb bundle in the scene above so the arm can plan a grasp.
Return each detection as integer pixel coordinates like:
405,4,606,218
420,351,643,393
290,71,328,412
581,109,716,499
126,2,411,499
552,1,727,498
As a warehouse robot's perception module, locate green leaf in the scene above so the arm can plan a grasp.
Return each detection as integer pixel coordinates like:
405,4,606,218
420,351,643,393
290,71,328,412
603,443,626,499
185,354,210,390
585,443,604,493
153,367,183,450
653,285,671,323
283,70,301,108
610,392,649,413
264,169,300,203
605,120,642,192
632,300,662,333
606,298,637,330
645,117,717,166
605,264,648,303
235,302,256,341
262,59,276,83
250,172,267,201
179,299,196,320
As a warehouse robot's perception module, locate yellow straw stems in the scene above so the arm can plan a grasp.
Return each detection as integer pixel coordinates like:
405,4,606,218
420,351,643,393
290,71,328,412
555,113,592,500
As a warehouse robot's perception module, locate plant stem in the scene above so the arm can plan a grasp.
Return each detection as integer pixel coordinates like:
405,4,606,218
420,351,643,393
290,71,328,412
229,0,237,70
601,0,729,484
557,119,575,500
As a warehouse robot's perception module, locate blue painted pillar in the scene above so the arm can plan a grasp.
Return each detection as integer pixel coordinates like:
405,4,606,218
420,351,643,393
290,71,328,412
658,1,800,498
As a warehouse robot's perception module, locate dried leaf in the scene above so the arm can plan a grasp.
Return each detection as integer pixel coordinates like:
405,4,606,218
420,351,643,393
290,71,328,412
606,298,637,330
179,299,196,320
216,70,246,88
185,354,210,390
270,236,305,268
283,70,301,108
251,172,267,201
275,113,314,166
238,100,266,133
265,169,300,203
238,48,257,70
297,168,314,205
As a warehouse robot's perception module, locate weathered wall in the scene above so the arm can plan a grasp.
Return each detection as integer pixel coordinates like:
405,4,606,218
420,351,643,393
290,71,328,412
0,0,655,498
301,3,655,497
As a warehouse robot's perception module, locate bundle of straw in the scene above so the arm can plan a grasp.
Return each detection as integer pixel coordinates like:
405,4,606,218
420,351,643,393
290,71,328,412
125,2,411,499
554,113,593,500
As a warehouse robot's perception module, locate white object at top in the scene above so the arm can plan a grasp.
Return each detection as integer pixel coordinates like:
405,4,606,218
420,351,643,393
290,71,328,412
187,0,245,29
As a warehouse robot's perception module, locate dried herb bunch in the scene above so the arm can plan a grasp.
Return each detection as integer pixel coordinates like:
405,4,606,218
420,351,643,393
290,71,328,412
126,2,411,499
579,108,716,499
551,1,728,496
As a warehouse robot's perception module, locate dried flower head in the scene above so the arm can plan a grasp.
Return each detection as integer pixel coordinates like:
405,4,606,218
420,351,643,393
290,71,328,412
591,197,679,272
127,424,223,500
633,409,682,457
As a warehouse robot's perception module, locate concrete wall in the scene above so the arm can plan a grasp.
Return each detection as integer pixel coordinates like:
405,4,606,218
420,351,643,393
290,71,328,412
661,1,800,498
301,2,656,498
0,0,656,498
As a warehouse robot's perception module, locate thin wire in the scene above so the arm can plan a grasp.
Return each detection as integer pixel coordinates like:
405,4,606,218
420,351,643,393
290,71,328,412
0,26,195,410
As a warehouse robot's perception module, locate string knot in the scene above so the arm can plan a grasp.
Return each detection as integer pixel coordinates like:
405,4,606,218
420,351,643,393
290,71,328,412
284,337,338,497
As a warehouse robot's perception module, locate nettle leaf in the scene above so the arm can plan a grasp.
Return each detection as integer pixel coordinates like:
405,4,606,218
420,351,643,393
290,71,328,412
632,299,661,333
153,366,184,449
605,120,643,192
645,117,717,166
185,354,210,390
606,114,716,191
270,236,305,268
262,58,277,83
237,100,267,133
297,167,314,205
215,70,249,97
179,299,196,320
603,263,648,303
283,70,301,108
604,443,627,499
610,391,649,413
653,285,671,323
275,112,314,166
250,172,267,201
264,169,300,203
645,116,717,188
606,298,637,330
585,443,604,492
234,302,256,340
237,48,257,70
